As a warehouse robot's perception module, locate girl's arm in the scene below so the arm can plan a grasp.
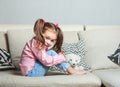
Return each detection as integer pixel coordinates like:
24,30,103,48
30,38,66,66
37,49,66,66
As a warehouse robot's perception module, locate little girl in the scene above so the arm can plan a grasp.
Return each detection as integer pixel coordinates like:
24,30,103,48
19,19,86,77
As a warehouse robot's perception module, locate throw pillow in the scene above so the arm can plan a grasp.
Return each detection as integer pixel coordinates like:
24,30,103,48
108,43,120,65
62,38,91,70
0,48,14,70
49,37,91,72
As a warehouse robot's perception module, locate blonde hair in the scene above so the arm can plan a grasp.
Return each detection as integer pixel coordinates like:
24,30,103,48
34,19,63,53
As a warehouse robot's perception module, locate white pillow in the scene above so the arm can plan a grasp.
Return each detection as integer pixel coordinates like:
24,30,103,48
7,29,34,59
7,29,34,69
79,28,120,70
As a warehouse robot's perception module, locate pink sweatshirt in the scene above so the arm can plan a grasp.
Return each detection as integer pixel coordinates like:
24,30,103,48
19,37,66,76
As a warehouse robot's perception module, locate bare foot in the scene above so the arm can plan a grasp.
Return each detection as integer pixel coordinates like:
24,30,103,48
71,70,87,75
67,67,86,75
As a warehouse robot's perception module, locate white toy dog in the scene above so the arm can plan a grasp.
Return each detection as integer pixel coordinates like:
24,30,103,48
65,53,84,70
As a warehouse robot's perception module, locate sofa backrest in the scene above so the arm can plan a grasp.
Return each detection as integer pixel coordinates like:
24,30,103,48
0,24,84,50
0,25,34,51
2,24,120,70
79,25,120,70
3,25,83,59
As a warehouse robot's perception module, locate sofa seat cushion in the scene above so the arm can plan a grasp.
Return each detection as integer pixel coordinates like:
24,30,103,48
93,68,120,87
0,70,101,87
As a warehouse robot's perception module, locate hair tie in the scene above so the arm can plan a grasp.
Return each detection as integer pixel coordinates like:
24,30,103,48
55,23,59,28
42,20,46,26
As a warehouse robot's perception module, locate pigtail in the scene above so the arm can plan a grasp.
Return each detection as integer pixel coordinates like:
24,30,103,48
53,27,63,53
34,19,45,46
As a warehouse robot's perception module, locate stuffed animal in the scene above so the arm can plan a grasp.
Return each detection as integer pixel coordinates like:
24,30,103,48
65,53,84,70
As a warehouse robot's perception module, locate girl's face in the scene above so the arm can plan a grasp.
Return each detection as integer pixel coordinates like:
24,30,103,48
42,29,57,48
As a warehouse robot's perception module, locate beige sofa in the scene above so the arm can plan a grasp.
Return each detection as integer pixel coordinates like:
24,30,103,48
0,25,120,87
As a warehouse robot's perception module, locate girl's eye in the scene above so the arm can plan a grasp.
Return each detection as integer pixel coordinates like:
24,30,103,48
45,36,56,43
45,37,49,40
51,40,56,43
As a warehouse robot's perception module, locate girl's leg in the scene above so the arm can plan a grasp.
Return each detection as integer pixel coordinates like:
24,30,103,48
47,50,86,75
27,50,56,77
56,62,70,72
27,61,49,77
57,63,86,75
46,50,70,71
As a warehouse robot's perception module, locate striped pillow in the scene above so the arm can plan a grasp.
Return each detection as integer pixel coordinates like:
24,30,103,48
108,43,120,65
0,48,14,70
62,38,91,70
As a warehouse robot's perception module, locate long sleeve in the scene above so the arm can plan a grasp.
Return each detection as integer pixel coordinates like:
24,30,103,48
30,38,66,66
36,50,66,66
19,37,66,76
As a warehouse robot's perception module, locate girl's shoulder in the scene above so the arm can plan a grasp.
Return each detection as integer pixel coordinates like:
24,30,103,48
29,36,44,50
27,36,35,43
26,36,37,47
30,36,36,42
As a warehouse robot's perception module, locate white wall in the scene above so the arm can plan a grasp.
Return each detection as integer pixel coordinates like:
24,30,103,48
0,0,120,25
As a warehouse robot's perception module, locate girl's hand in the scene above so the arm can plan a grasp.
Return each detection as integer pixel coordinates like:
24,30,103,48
42,45,48,50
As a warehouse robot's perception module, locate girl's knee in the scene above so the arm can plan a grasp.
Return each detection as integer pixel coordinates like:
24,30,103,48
46,50,57,56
